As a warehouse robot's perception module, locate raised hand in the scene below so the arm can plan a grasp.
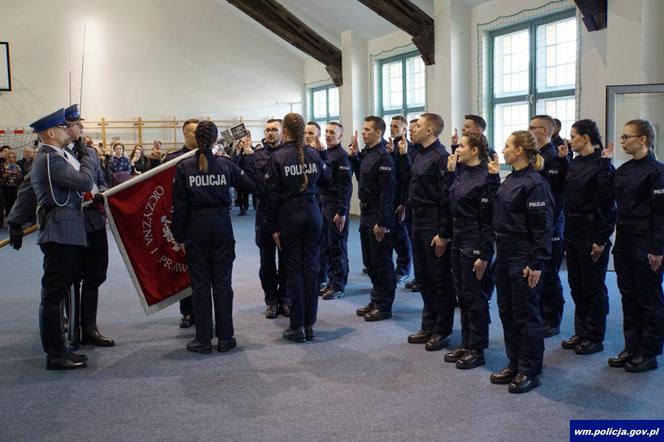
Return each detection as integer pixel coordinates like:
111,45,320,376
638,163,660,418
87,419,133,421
558,139,569,158
451,128,459,146
447,152,458,172
488,153,500,174
398,138,408,156
349,130,359,156
602,142,614,159
314,137,325,152
386,137,394,153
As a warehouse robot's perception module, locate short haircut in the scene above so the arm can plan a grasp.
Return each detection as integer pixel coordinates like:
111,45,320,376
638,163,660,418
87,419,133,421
464,114,487,131
266,118,282,125
328,121,343,130
306,121,321,132
1,145,11,151
391,115,408,126
182,118,200,132
420,113,445,137
531,114,555,132
409,119,419,124
553,118,562,129
364,116,386,135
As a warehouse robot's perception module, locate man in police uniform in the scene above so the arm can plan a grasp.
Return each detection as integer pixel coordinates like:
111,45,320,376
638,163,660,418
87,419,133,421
29,108,96,370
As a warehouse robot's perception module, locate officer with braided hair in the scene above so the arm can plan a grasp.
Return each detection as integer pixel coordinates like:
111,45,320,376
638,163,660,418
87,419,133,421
172,121,258,354
265,112,326,342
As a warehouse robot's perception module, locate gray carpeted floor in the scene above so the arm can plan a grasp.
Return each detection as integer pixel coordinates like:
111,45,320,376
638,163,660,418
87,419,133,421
0,212,662,442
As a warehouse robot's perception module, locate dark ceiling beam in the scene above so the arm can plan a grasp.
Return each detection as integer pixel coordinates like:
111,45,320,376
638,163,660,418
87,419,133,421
358,0,435,65
574,0,607,31
227,0,343,86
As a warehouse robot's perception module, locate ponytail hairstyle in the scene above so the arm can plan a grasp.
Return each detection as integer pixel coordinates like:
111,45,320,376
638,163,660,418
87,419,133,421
571,119,604,150
464,133,489,162
283,112,308,191
194,120,218,173
625,119,656,153
511,130,544,171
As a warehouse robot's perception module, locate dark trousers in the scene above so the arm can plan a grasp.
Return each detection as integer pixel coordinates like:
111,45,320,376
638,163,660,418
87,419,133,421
2,186,17,217
237,190,249,211
186,239,236,341
565,239,610,343
411,224,454,335
39,242,85,354
318,211,329,286
614,243,664,357
256,224,288,306
322,202,349,291
280,202,322,328
359,225,395,312
541,238,565,328
79,227,109,329
393,215,412,277
495,241,545,376
179,297,193,317
451,246,490,350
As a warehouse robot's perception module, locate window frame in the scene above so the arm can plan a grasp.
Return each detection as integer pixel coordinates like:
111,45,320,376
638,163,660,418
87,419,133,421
487,9,577,147
309,84,340,125
377,50,426,120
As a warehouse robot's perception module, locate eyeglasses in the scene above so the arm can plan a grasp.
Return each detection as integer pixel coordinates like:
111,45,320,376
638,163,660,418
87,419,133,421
265,128,280,133
528,125,546,131
619,134,641,141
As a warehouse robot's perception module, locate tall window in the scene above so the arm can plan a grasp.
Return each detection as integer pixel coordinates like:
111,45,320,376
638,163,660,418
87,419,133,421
310,84,339,125
489,10,577,153
377,51,426,122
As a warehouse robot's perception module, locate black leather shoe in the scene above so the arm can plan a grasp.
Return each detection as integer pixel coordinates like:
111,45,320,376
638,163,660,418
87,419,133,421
265,304,279,319
66,349,88,363
410,282,420,292
304,325,315,341
280,304,291,318
444,347,466,362
608,350,635,368
456,349,485,369
364,309,392,322
322,289,344,300
407,330,432,344
186,339,212,354
179,314,194,328
396,273,409,284
561,335,581,349
625,354,658,373
217,337,237,353
543,325,560,338
490,367,518,384
508,373,540,393
425,334,448,351
319,285,330,296
81,328,115,347
356,303,374,317
283,326,305,343
362,267,369,274
574,340,604,355
46,353,87,370
405,279,417,290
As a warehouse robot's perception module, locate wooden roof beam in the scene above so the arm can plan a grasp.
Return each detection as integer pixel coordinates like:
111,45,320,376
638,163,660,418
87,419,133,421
574,0,607,32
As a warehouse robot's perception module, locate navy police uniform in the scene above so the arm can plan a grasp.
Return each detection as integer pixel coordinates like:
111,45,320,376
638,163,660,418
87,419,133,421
564,149,616,347
350,140,397,316
493,164,553,378
265,143,325,333
399,140,455,339
318,143,353,295
538,142,568,333
390,135,413,280
613,152,664,363
449,162,499,359
172,149,257,345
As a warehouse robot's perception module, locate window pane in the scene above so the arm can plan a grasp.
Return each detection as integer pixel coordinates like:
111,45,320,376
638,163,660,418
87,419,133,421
382,61,403,111
536,96,575,139
312,89,327,119
493,102,529,160
494,29,530,98
328,87,339,117
406,55,425,107
536,17,577,92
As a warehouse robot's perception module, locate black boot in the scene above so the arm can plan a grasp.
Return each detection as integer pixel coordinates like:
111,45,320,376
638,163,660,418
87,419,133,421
304,325,315,341
283,326,305,343
81,288,115,347
42,304,87,370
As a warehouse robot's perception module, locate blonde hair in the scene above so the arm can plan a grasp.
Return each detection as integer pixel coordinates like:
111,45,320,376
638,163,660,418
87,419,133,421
511,130,544,171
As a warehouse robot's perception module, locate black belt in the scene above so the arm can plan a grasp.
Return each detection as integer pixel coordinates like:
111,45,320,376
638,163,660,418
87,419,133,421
495,232,529,243
453,217,478,227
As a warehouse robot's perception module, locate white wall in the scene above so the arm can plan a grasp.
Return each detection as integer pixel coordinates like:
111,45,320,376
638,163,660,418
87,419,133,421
0,0,305,129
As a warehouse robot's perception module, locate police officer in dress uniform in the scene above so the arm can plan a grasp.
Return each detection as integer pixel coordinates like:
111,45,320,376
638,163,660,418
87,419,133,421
163,118,200,329
398,113,455,351
490,130,553,393
445,133,500,368
561,119,615,355
404,118,421,293
318,122,352,300
529,115,568,338
28,108,95,370
251,119,290,319
609,119,664,372
349,116,397,321
265,113,326,342
172,121,257,354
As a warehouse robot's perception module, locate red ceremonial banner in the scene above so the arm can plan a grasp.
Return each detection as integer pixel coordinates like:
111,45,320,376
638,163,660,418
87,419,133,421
104,151,195,314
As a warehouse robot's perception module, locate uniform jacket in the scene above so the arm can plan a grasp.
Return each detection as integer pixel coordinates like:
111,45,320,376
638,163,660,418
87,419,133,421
318,143,352,217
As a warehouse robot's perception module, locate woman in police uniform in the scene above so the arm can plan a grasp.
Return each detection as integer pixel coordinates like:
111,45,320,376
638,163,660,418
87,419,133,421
491,130,554,393
265,112,325,342
172,121,257,354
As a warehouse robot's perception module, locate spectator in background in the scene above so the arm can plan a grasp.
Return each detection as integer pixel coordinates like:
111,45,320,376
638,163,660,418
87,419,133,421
17,146,35,175
1,151,24,217
233,131,254,216
147,140,165,169
129,145,149,175
83,136,94,147
107,142,132,186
